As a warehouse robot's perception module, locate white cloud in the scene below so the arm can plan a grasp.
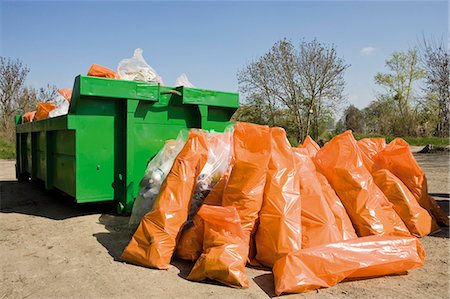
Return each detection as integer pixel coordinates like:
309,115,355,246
360,46,376,56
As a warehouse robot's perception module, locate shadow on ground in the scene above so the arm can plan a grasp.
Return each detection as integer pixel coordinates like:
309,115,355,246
93,214,132,261
253,273,277,297
0,180,115,220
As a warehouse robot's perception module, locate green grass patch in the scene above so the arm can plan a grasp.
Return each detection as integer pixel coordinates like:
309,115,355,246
0,138,15,160
352,133,450,146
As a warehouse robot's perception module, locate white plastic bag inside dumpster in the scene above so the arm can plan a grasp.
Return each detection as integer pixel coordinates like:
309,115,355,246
118,48,164,84
175,73,195,88
186,126,234,225
49,92,70,118
128,131,188,231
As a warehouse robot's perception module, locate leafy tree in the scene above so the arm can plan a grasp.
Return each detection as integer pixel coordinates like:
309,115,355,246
334,119,345,135
362,96,397,135
344,105,364,133
374,49,425,135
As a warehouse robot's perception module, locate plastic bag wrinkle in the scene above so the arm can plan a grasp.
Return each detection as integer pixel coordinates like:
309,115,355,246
314,131,410,237
373,169,435,237
87,64,120,79
273,235,425,295
373,138,448,226
255,127,301,267
293,148,343,248
118,48,163,84
221,122,271,261
187,205,249,288
298,135,320,157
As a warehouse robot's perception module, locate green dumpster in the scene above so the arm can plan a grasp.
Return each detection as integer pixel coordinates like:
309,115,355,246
15,75,238,214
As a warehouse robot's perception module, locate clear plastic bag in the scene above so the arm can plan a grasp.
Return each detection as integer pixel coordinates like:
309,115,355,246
175,73,195,87
49,89,71,118
128,131,188,231
48,100,69,118
186,126,234,225
117,48,163,84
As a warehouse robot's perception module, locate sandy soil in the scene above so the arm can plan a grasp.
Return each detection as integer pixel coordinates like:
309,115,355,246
0,149,449,299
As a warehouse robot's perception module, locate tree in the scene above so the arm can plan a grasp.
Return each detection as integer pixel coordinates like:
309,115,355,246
238,39,348,142
298,39,349,139
344,105,364,133
363,96,397,135
0,57,30,132
38,84,59,103
374,49,425,135
419,36,450,137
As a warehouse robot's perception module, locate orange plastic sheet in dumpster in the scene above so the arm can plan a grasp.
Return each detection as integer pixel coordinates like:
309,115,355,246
255,128,301,268
58,88,72,101
293,148,343,248
373,169,435,237
187,205,249,288
176,166,232,261
273,235,425,295
314,131,410,237
298,135,320,157
35,102,57,121
221,122,271,258
315,171,358,240
373,138,449,226
87,64,120,79
22,111,36,123
121,130,209,269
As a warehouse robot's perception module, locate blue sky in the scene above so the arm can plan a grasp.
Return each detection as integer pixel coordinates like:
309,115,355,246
1,1,448,109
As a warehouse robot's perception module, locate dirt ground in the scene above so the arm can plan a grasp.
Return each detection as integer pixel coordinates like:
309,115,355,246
0,149,449,299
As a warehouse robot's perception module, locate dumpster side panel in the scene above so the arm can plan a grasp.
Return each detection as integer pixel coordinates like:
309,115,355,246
120,96,202,213
25,133,32,174
35,132,46,181
75,115,115,202
51,130,76,197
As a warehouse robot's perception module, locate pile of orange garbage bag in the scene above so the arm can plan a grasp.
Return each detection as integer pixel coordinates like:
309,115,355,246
121,123,446,295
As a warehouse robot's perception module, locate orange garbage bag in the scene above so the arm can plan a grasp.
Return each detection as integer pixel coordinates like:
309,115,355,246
298,135,320,157
175,214,204,261
255,128,301,267
293,148,343,248
373,169,436,236
221,122,271,257
373,138,448,226
357,138,386,160
58,88,72,101
273,235,425,295
87,64,120,79
314,131,410,237
22,111,36,123
35,102,57,121
121,130,209,269
315,171,358,240
187,205,249,288
175,166,232,261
